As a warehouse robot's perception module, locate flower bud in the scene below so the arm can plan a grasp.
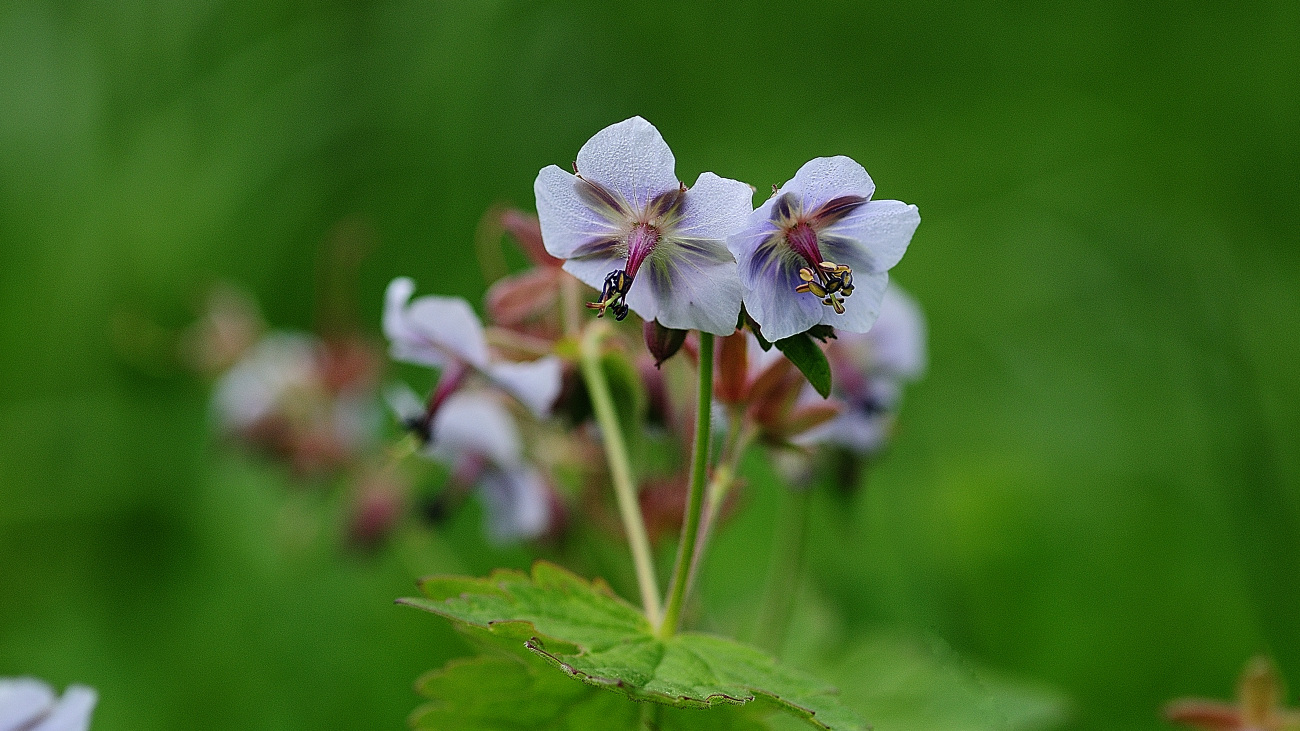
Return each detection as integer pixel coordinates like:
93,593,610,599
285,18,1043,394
644,319,687,368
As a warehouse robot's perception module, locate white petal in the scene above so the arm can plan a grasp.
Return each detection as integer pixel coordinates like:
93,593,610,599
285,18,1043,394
560,249,626,297
383,279,489,369
428,391,521,469
30,686,96,731
779,156,875,213
625,242,742,335
211,333,317,430
673,172,754,243
0,678,56,731
575,116,679,212
817,269,888,334
382,381,426,424
486,355,563,418
796,408,892,453
820,199,919,273
479,466,551,544
730,211,821,341
866,284,927,380
534,165,625,259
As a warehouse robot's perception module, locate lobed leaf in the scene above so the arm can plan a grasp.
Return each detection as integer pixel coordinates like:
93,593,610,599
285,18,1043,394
398,562,867,730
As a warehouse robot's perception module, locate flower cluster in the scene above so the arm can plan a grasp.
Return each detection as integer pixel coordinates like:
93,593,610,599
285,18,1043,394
535,117,920,343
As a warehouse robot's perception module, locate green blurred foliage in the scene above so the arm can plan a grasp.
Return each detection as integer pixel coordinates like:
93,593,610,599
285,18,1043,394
1,1,1298,730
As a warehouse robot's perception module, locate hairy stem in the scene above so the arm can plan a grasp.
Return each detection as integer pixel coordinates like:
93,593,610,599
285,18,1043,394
660,331,714,637
579,322,662,626
754,484,812,656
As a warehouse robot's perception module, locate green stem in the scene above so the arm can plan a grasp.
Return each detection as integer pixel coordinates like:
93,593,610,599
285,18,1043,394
753,484,812,656
684,415,754,599
659,331,715,637
579,322,662,626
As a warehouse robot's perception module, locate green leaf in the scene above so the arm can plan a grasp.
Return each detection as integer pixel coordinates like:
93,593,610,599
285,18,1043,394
774,334,832,398
411,650,770,730
398,562,866,730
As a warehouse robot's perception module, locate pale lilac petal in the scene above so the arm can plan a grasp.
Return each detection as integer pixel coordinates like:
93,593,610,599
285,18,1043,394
384,278,489,369
212,333,317,430
534,165,625,258
574,116,679,211
479,466,551,544
866,284,927,380
0,678,56,731
730,215,821,341
820,199,919,273
30,686,96,731
796,408,892,453
486,355,563,418
672,172,754,244
382,381,426,424
816,269,888,334
428,391,521,469
779,156,875,213
560,249,627,297
625,239,743,335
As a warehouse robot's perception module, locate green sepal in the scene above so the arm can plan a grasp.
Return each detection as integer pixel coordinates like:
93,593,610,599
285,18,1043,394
774,333,833,398
398,561,866,730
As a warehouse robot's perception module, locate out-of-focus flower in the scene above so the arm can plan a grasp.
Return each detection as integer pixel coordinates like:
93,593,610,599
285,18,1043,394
212,332,381,474
179,284,266,377
796,283,926,454
534,116,752,335
416,389,554,543
728,156,919,342
0,678,97,731
1166,656,1300,731
383,278,562,418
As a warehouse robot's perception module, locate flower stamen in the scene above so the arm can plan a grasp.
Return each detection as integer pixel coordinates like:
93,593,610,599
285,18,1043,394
587,269,632,321
795,260,854,314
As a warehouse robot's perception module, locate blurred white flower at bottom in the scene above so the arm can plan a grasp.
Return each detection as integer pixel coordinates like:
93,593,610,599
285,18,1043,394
0,678,97,731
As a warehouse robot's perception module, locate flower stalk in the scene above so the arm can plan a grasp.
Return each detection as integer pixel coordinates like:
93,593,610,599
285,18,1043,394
659,331,715,637
579,321,662,626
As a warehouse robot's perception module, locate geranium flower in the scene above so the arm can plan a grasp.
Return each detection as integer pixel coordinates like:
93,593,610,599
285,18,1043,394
728,156,919,341
383,277,562,418
390,387,553,543
533,116,753,335
211,332,380,474
0,678,97,731
795,283,926,453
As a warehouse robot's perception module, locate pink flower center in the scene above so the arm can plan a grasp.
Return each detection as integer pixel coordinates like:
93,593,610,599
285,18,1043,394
785,221,823,267
624,222,660,280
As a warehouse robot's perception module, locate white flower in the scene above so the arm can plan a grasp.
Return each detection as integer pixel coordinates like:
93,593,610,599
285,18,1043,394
427,390,553,543
796,283,927,453
0,678,97,731
383,277,562,418
728,156,919,342
534,116,753,335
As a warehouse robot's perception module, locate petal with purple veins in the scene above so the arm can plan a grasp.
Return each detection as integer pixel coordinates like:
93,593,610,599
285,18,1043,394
534,166,626,259
731,224,822,341
780,156,875,214
574,116,679,212
819,199,919,273
673,172,754,244
625,239,743,335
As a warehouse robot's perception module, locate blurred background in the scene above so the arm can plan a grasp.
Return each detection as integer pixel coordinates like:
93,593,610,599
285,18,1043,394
2,1,1298,729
